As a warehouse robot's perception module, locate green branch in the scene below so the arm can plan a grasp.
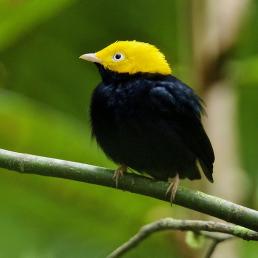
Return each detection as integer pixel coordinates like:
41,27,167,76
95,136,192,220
0,148,258,231
107,218,258,258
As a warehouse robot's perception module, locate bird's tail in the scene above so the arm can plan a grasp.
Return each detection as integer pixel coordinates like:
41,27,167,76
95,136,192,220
199,159,214,183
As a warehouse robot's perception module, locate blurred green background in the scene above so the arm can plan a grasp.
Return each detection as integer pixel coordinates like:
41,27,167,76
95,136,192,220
0,0,258,257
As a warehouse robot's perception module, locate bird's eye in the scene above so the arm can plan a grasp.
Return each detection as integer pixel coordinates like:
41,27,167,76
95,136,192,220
113,53,124,61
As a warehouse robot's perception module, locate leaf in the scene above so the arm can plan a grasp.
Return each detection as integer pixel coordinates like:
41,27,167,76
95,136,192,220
185,231,205,249
0,0,76,51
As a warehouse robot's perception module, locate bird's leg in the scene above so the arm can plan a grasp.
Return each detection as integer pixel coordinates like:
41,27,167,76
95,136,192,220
166,173,180,205
113,164,127,188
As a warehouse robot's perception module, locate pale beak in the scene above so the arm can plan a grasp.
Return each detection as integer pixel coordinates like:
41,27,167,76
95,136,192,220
79,53,101,63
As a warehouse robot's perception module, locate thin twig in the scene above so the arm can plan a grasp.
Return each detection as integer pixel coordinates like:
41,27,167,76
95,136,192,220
1,148,258,231
204,233,233,258
201,231,234,243
107,218,258,258
205,240,220,258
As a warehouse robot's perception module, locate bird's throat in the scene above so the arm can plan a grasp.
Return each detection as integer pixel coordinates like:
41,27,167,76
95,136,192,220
95,63,170,84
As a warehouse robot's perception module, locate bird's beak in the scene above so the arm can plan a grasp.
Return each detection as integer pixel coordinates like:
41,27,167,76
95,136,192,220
79,53,101,63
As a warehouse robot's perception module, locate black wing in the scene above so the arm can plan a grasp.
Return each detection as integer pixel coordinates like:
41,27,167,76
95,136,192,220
149,76,214,182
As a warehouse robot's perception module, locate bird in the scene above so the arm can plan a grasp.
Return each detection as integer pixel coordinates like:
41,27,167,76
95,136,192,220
80,40,215,202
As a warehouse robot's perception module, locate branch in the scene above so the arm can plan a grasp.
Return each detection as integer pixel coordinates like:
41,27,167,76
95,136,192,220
205,241,220,258
0,148,258,231
107,218,258,258
202,232,233,258
204,238,231,258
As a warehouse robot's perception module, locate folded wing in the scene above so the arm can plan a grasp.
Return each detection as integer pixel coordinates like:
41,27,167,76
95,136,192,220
148,76,214,182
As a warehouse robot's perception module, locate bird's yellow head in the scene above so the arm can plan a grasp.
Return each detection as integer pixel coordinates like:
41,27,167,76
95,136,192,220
80,41,172,75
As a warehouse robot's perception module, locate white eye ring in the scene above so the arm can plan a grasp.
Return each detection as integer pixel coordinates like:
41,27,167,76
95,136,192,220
112,52,124,61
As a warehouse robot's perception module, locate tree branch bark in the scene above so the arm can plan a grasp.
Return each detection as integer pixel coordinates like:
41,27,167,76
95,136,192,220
107,218,258,258
0,148,258,231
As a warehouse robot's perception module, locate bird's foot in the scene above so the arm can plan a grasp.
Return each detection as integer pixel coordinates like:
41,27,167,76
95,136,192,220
113,164,127,188
166,173,180,205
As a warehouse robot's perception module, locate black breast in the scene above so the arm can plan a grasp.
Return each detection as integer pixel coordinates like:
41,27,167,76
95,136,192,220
90,67,214,182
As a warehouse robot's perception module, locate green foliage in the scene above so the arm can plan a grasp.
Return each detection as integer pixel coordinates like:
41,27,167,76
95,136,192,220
185,231,205,249
0,0,76,51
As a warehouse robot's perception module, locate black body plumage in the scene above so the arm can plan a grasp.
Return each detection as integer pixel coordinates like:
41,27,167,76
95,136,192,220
90,64,214,182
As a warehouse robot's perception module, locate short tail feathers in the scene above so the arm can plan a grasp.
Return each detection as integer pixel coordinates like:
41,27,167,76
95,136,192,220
199,159,214,183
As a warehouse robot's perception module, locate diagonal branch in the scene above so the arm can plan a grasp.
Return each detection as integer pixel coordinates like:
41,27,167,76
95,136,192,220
201,232,233,258
107,218,258,258
204,238,229,258
0,148,258,231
